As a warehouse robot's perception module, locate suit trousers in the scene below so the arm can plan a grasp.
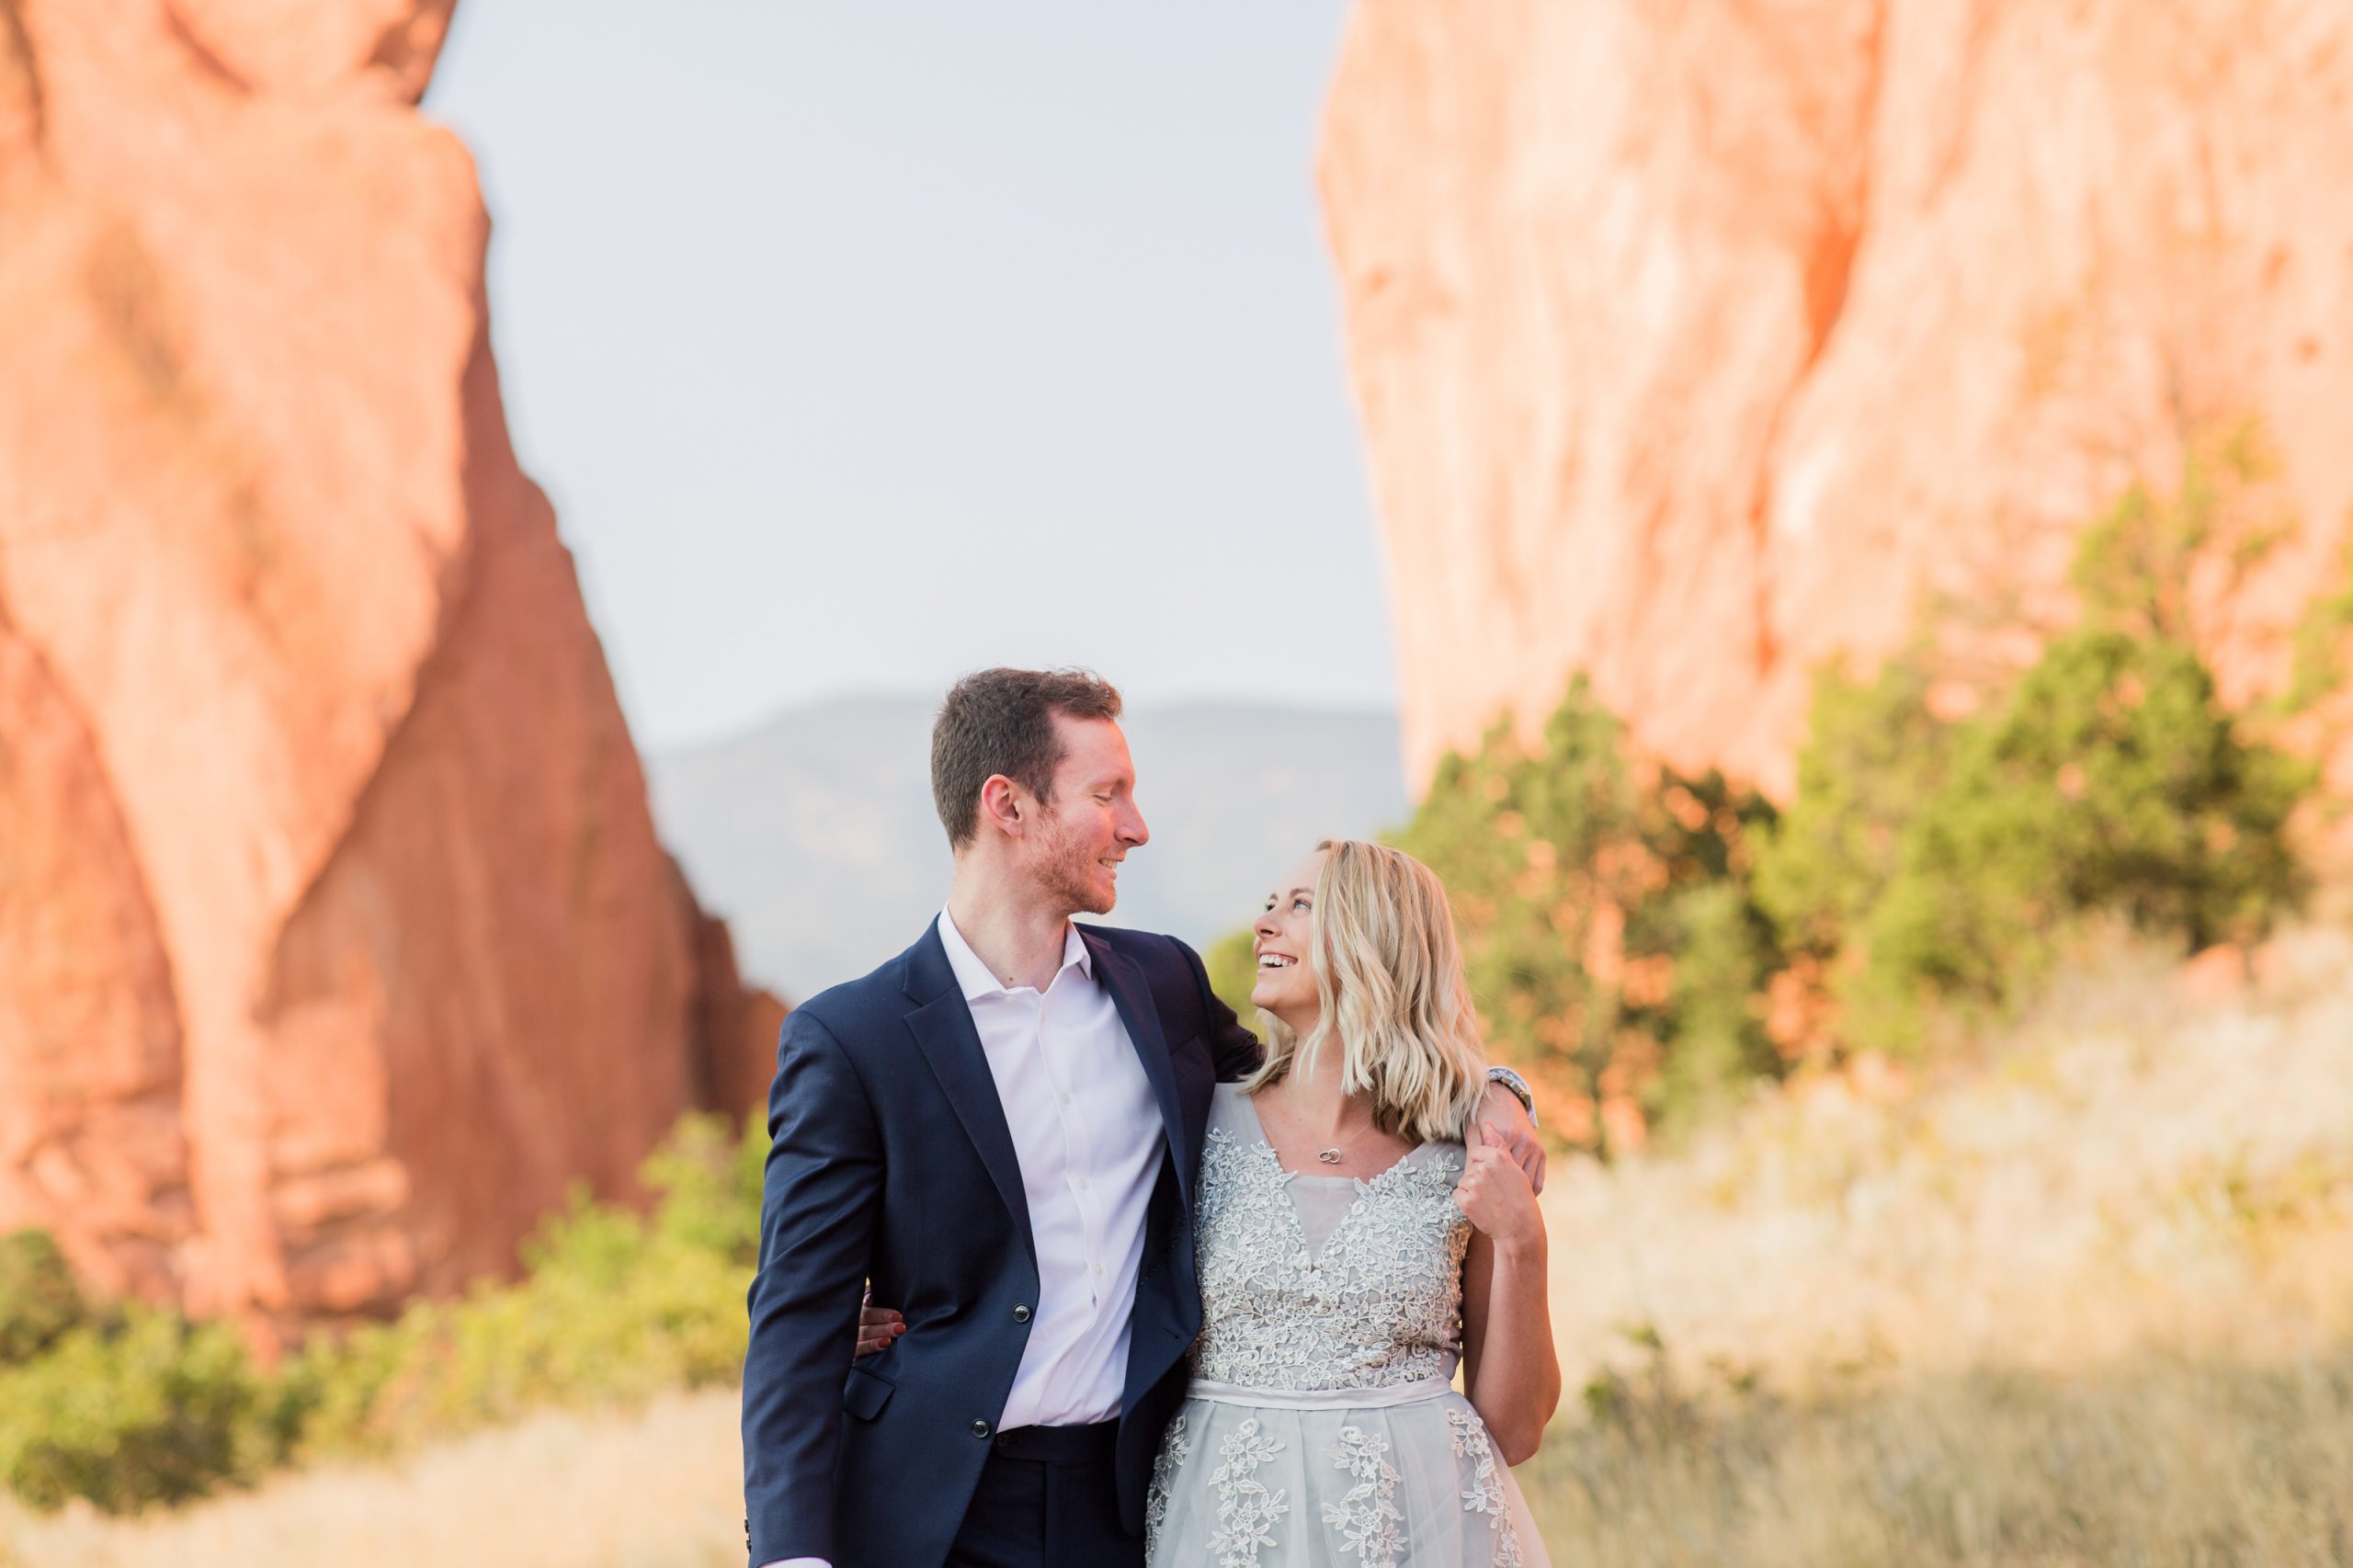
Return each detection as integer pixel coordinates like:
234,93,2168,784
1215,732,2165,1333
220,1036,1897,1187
944,1420,1142,1568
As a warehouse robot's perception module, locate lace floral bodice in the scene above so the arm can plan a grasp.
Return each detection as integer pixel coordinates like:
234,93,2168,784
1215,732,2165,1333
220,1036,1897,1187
1187,1085,1471,1392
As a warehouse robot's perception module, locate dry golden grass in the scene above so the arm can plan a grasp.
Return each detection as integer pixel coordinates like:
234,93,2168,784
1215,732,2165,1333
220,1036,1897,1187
1538,925,2353,1389
1512,923,2353,1564
0,1391,746,1568
6,927,2348,1566
1518,1346,2353,1567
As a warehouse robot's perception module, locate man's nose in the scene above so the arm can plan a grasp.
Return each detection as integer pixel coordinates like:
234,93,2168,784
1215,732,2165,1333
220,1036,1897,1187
1120,803,1149,846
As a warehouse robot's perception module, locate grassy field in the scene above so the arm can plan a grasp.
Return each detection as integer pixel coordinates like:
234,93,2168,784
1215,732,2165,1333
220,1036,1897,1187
1510,923,2353,1566
1519,1346,2353,1567
6,928,2348,1568
14,1353,2344,1568
0,1391,746,1568
1534,924,2353,1389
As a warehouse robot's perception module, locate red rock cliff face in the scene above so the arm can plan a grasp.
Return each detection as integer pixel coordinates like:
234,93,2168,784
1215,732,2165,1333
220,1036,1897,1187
0,0,780,1329
1322,0,2353,796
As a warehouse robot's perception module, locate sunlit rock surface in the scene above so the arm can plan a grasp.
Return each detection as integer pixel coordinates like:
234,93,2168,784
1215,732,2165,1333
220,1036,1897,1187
1322,0,2353,796
0,0,779,1330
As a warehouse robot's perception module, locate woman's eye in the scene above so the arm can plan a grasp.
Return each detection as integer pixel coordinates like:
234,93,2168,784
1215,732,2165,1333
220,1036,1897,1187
1292,898,1310,913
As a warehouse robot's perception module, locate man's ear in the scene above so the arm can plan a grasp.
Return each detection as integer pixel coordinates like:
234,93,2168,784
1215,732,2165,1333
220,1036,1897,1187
977,774,1028,839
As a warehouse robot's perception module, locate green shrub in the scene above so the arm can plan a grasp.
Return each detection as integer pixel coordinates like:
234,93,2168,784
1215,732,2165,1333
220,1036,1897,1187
288,1111,761,1460
0,1229,86,1366
642,1108,767,1267
0,1117,769,1514
1655,881,1781,1124
1753,653,1953,961
1833,629,2310,1048
1388,680,1781,1147
1756,437,2317,1051
0,1305,295,1513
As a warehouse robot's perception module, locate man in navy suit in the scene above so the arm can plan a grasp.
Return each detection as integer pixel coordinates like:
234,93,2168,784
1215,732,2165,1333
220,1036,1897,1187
741,668,1540,1568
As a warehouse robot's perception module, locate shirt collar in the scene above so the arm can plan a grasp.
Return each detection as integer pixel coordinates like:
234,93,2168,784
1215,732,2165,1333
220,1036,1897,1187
938,905,1093,1001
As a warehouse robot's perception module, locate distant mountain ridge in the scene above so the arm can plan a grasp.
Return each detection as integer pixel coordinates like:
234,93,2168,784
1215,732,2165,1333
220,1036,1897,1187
647,696,1410,1000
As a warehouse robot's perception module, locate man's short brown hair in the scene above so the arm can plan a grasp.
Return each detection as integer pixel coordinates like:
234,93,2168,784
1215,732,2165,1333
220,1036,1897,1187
931,668,1124,847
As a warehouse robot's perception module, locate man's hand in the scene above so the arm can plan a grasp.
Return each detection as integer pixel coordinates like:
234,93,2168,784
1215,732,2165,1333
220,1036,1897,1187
1475,1079,1545,1194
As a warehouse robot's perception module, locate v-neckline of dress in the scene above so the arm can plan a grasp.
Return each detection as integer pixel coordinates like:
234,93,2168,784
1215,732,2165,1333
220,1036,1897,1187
1233,1086,1425,1187
1228,1090,1435,1267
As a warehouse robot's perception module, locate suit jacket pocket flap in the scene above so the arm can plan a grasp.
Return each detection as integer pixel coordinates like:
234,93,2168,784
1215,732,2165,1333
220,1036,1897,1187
843,1363,894,1421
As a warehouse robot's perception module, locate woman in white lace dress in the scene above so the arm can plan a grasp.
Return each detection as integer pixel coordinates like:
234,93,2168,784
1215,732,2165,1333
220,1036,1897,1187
1143,838,1558,1568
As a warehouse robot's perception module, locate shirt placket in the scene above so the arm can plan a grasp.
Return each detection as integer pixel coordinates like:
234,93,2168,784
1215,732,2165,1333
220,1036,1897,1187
1040,966,1108,1317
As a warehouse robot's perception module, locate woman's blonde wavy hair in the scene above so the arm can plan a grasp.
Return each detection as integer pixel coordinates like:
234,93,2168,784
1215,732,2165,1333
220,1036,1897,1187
1241,838,1489,1144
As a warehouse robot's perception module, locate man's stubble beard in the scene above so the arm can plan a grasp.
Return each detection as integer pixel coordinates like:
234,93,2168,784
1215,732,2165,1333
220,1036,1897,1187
1036,808,1117,917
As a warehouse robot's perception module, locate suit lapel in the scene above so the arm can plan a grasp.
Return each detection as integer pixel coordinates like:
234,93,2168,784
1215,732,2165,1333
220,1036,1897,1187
1083,927,1189,1210
902,923,1038,1270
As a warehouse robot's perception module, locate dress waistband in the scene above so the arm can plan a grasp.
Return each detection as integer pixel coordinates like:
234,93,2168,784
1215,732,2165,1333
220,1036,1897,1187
1185,1375,1457,1412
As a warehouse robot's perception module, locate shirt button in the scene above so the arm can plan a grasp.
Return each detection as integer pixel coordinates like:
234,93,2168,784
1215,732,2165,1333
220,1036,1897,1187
1060,1093,1072,1106
972,1419,992,1438
1074,1178,1087,1191
1093,1263,1104,1276
1012,1304,1032,1323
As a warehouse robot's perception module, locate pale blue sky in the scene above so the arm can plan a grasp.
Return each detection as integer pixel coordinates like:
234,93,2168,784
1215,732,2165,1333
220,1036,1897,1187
426,2,1397,751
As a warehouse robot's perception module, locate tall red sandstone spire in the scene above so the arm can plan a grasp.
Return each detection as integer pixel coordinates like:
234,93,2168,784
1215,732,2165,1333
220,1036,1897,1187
0,0,779,1330
1321,0,2353,798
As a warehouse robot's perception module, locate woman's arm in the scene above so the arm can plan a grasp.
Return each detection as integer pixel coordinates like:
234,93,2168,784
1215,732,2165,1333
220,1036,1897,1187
1455,1124,1561,1466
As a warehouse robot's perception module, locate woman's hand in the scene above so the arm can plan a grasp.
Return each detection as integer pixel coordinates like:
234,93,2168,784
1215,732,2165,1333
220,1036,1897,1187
855,1292,904,1358
1457,1122,1560,1462
1451,1123,1544,1254
1474,1080,1547,1193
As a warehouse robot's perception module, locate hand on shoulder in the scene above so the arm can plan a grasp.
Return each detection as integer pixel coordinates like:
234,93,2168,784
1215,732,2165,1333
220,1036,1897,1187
1451,1122,1544,1254
1474,1078,1548,1194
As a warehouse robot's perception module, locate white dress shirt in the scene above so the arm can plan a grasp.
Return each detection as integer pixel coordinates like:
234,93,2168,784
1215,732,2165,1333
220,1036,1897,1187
763,911,1167,1568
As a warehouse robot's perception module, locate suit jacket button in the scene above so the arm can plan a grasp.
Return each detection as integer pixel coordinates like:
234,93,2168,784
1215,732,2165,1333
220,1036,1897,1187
1012,1304,1031,1323
972,1419,992,1438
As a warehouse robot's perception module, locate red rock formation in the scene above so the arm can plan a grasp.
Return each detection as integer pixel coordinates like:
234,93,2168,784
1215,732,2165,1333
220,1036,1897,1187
1322,0,2353,798
0,0,778,1330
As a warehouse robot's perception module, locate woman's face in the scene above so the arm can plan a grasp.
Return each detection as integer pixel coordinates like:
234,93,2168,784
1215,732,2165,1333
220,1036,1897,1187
1249,848,1326,1028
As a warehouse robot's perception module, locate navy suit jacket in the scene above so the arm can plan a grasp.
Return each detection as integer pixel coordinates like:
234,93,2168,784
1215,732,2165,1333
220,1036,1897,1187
741,918,1261,1568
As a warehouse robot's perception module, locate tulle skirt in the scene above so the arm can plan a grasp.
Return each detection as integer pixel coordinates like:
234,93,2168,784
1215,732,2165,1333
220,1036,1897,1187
1144,1378,1550,1568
